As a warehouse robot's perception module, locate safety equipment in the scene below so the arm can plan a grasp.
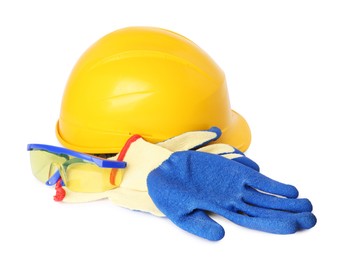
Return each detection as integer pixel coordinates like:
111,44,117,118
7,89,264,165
56,26,251,153
59,127,316,240
148,152,316,240
58,127,258,216
27,144,126,193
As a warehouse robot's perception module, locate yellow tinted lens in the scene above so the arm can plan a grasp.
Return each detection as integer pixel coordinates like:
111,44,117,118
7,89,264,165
65,162,116,192
30,150,67,183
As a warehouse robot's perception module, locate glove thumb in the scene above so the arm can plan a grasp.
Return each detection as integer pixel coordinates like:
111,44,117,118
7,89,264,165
174,210,225,241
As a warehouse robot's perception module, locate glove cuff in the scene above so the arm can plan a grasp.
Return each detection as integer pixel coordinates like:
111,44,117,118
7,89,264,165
113,137,172,191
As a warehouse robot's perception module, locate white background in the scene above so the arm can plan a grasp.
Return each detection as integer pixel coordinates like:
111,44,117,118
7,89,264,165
1,0,344,259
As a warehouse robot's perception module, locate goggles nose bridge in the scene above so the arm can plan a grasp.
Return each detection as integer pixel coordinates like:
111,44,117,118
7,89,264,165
47,157,86,186
48,162,67,186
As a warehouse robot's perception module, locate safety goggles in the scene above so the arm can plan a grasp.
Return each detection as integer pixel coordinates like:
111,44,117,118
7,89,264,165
27,144,127,192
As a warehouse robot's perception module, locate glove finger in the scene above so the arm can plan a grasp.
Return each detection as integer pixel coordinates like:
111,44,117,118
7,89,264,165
235,202,308,219
172,210,225,241
196,143,236,154
196,144,260,171
157,127,221,151
218,206,317,234
231,156,260,172
245,171,299,198
243,187,313,212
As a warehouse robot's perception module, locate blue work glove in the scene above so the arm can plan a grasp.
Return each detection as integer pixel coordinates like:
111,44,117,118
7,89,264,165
147,151,317,241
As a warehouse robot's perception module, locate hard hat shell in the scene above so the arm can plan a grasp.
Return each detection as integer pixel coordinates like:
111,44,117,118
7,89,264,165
56,27,251,153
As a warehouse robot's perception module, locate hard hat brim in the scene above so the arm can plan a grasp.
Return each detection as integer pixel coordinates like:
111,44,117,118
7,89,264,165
219,109,251,152
56,109,251,154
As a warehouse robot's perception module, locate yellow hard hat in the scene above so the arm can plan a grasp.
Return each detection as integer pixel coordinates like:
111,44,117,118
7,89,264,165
56,27,251,153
